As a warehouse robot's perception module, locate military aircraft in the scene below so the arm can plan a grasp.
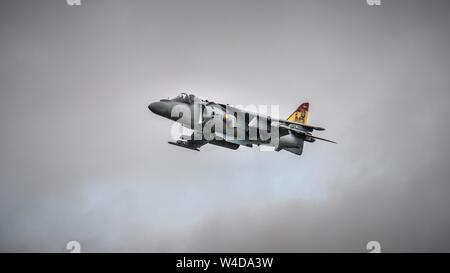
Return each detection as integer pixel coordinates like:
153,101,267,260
148,93,336,156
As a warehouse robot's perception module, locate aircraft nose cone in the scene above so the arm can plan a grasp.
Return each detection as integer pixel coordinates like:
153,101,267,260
148,101,169,117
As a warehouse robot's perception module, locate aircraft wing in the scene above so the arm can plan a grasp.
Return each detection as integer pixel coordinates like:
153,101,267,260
168,133,208,151
221,104,259,119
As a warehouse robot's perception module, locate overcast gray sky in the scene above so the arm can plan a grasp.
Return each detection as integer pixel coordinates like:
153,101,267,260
1,0,450,252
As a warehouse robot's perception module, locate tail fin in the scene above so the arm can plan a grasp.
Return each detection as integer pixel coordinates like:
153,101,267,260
287,102,309,124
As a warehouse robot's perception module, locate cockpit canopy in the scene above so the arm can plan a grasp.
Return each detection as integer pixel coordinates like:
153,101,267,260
173,92,196,104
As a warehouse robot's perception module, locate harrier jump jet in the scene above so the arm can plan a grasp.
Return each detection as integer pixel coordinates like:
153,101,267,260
148,93,336,156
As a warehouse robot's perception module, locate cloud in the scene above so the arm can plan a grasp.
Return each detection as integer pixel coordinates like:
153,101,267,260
1,0,450,252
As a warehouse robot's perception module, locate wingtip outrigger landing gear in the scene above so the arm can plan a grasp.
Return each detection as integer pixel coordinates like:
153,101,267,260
168,140,201,151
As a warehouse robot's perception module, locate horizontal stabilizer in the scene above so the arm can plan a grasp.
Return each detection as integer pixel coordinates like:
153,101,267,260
283,121,325,131
307,135,337,144
280,124,336,144
300,124,325,131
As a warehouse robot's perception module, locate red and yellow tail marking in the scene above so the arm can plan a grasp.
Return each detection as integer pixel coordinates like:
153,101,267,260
287,102,309,124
